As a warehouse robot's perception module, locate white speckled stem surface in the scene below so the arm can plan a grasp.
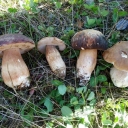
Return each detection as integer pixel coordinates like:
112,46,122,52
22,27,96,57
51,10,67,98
77,49,97,84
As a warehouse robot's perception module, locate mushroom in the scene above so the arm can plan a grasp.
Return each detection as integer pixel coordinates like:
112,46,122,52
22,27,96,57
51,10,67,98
110,67,128,88
71,29,108,85
103,41,128,87
37,37,66,79
0,34,35,91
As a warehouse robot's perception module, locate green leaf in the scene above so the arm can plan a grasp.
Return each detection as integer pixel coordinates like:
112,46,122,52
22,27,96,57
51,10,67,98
8,8,17,13
96,18,102,25
46,26,54,36
111,1,120,7
89,99,96,106
91,6,99,14
70,97,78,105
78,98,85,105
44,98,53,112
76,86,87,93
98,65,107,70
114,117,119,123
95,66,100,76
46,26,54,32
90,77,98,86
101,87,106,94
84,4,95,10
68,0,76,5
46,122,54,128
67,30,75,36
118,11,128,17
97,75,107,82
0,115,3,120
100,9,109,16
58,85,67,95
21,109,34,121
87,91,95,101
54,2,62,9
51,80,64,86
61,106,73,117
29,0,34,8
102,119,112,125
81,12,88,16
112,8,119,23
87,16,96,26
59,100,65,106
0,78,3,82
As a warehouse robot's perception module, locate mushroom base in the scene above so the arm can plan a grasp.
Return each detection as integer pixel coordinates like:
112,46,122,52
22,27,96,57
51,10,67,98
77,49,97,85
110,67,128,88
2,48,30,89
46,45,66,79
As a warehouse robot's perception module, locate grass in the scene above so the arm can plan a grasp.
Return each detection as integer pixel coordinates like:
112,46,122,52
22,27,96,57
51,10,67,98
0,0,128,128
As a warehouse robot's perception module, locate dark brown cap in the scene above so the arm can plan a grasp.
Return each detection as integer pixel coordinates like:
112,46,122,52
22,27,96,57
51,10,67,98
37,37,66,54
71,29,108,50
0,34,35,55
103,41,128,71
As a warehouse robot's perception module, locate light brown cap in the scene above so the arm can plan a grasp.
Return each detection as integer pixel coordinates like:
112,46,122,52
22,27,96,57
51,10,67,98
103,41,128,71
37,37,66,54
0,34,35,56
71,29,108,50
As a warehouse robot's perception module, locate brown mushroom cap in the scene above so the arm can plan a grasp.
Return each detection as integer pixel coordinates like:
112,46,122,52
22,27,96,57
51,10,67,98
71,29,108,50
37,37,66,54
103,41,128,71
0,34,35,56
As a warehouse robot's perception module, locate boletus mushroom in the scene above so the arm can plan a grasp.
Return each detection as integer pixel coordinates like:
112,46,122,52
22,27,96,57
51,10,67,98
103,41,128,87
110,67,128,88
37,37,66,79
71,29,108,85
0,34,35,91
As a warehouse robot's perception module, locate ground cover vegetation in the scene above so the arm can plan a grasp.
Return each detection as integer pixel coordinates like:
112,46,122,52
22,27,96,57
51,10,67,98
0,0,128,127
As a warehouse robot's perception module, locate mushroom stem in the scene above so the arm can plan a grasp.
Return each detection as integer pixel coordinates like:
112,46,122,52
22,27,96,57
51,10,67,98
110,67,128,88
2,48,30,89
46,45,66,79
77,49,97,85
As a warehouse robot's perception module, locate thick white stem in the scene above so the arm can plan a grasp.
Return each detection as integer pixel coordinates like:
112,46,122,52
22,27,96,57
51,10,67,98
46,45,66,79
2,48,30,89
77,49,97,84
110,67,128,88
